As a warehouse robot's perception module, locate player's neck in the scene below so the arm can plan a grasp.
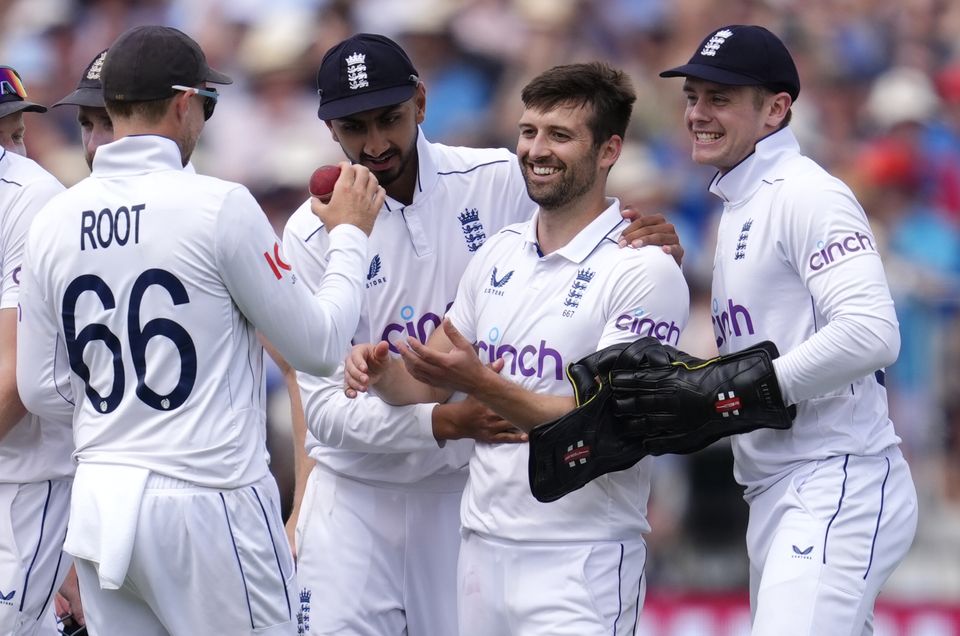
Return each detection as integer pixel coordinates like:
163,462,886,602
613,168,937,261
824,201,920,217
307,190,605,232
535,189,608,255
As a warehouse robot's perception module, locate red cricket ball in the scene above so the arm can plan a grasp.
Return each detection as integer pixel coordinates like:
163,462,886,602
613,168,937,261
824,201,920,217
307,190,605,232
309,165,341,202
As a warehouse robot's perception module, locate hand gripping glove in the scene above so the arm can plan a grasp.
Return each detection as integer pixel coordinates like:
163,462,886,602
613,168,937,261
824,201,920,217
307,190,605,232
528,337,795,503
527,339,665,503
608,338,795,457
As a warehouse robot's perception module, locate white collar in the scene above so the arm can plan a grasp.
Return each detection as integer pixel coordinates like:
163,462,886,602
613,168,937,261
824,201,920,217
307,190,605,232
708,127,800,204
92,135,184,176
522,198,625,263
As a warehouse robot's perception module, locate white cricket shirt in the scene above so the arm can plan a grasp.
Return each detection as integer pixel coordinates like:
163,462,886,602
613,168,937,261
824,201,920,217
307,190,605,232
284,130,536,488
17,135,368,488
0,150,71,484
709,127,902,496
448,199,689,541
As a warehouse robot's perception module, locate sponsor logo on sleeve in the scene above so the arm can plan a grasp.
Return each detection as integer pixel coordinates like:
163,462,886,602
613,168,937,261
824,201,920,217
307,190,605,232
808,231,876,271
264,242,292,280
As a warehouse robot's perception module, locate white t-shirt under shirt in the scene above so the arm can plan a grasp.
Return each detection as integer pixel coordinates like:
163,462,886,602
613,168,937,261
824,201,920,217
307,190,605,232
709,127,902,496
448,199,689,542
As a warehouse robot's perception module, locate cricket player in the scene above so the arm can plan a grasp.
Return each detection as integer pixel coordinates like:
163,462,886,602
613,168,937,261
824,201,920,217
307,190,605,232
0,67,72,636
284,34,682,635
660,25,918,635
16,25,381,635
345,61,689,636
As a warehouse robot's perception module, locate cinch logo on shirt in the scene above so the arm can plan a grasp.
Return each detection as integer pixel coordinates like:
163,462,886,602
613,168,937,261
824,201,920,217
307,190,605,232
379,303,452,353
476,329,563,381
808,231,875,271
712,297,755,348
615,314,682,345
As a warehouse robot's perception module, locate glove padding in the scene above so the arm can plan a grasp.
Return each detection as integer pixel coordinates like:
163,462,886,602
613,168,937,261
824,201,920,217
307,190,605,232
608,337,795,456
528,337,794,503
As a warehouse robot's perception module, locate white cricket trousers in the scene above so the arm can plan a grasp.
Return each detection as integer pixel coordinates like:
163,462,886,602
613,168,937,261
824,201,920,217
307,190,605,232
75,473,296,635
458,530,647,636
0,480,71,636
748,445,918,635
294,466,462,635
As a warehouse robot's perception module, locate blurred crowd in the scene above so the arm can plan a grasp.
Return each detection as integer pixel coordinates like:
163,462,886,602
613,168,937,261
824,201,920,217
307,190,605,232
3,0,959,604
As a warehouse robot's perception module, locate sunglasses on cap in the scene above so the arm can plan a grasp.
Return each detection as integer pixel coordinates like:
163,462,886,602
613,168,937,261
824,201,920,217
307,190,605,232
171,84,218,120
0,66,29,101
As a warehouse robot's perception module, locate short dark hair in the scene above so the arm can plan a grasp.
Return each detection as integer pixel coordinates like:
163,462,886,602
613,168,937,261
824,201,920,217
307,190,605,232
521,62,636,147
105,96,175,124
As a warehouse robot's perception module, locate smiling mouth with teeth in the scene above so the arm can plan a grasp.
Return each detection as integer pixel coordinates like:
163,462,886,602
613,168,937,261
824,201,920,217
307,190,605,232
532,166,561,175
695,132,724,142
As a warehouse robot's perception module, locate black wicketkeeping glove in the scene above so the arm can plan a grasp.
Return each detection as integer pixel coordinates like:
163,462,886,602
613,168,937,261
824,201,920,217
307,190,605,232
528,337,795,503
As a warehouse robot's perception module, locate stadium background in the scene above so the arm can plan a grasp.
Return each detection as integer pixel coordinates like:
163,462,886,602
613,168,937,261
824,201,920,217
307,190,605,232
2,0,959,633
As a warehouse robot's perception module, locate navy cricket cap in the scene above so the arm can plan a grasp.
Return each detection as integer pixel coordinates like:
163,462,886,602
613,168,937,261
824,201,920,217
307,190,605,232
53,49,108,108
102,25,232,102
316,33,420,120
660,25,800,101
0,66,47,118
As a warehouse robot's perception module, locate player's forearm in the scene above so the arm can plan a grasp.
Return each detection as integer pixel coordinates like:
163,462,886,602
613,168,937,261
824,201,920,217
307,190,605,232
774,311,898,405
370,355,450,406
471,374,574,433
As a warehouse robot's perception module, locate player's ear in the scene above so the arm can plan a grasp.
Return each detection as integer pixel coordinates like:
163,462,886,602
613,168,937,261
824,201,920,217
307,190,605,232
414,82,426,124
173,90,192,122
598,134,623,171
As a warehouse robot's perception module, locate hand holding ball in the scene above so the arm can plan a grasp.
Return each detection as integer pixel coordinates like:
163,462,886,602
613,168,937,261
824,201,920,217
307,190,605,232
309,165,341,203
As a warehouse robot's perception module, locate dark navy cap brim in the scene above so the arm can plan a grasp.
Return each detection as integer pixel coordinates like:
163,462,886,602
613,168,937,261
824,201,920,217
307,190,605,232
317,83,416,120
660,63,766,87
52,87,105,108
0,101,47,117
204,68,233,85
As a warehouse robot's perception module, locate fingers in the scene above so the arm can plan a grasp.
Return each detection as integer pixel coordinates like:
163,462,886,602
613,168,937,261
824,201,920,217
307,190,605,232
344,344,374,395
485,430,528,444
442,318,472,350
489,357,505,373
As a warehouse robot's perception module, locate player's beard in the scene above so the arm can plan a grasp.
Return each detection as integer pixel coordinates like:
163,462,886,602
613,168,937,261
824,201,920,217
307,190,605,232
521,146,600,211
358,135,418,188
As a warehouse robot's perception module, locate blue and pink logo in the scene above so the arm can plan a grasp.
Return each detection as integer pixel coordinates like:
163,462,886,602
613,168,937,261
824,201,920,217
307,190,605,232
476,326,563,380
712,297,755,348
808,231,875,271
615,313,681,345
379,303,452,353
